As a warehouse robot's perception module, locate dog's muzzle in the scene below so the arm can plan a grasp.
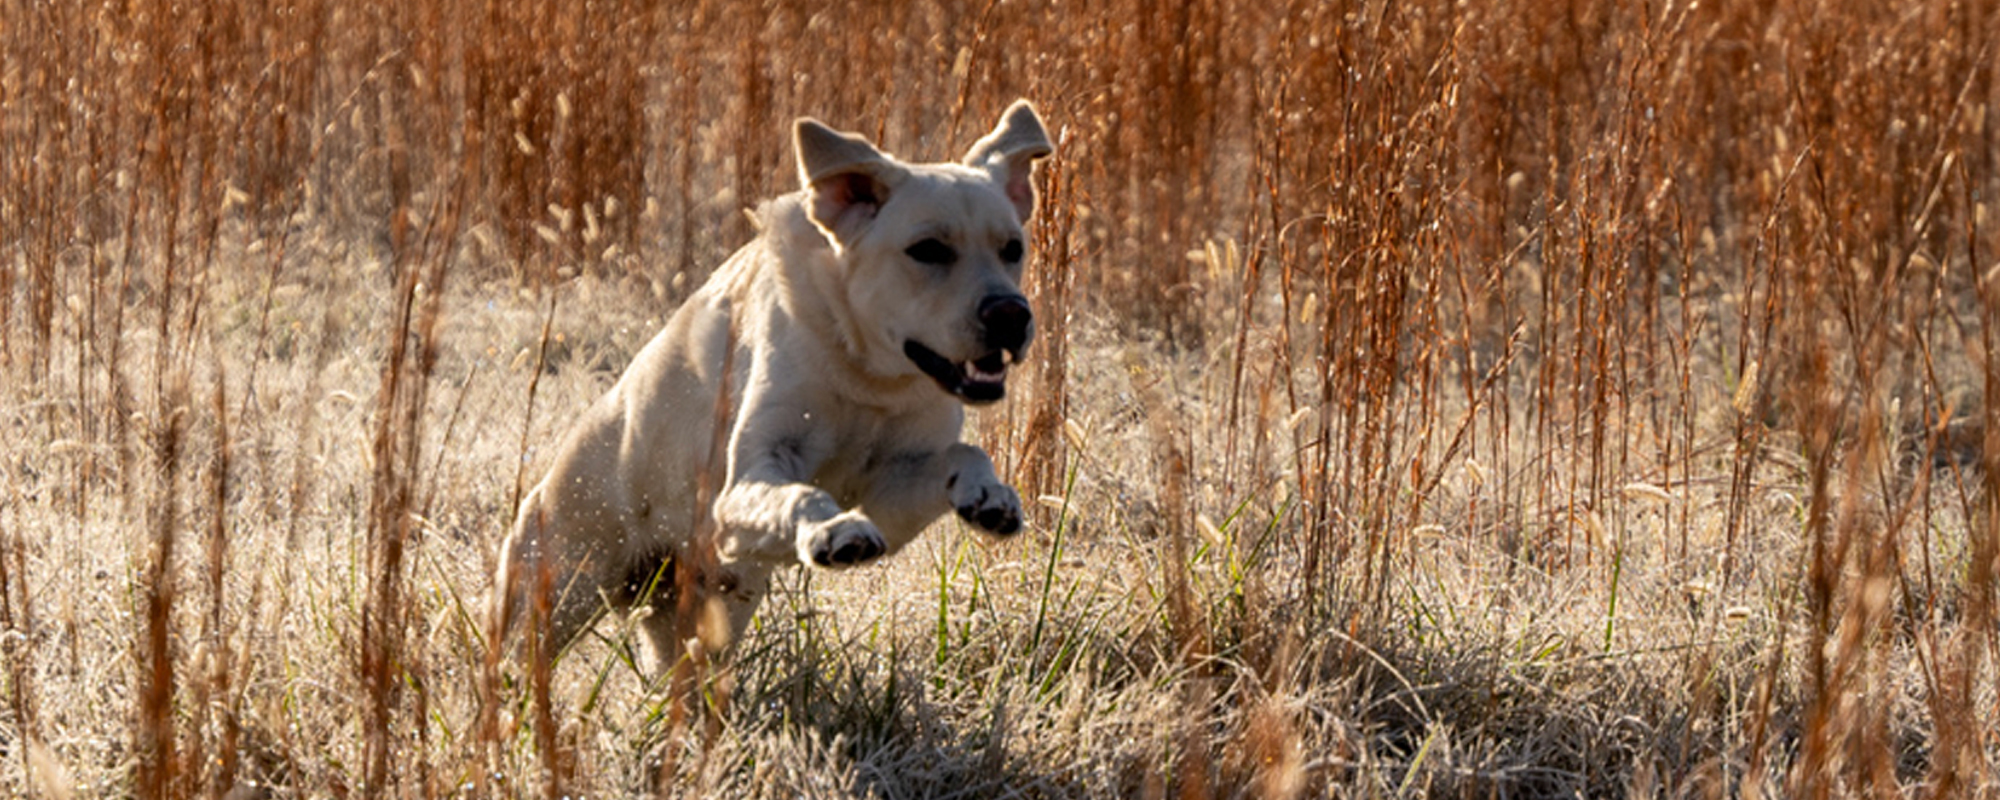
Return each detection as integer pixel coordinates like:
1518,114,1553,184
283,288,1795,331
905,295,1033,405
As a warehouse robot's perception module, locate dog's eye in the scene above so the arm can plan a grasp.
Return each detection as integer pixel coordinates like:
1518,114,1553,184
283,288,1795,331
905,238,957,265
999,238,1024,263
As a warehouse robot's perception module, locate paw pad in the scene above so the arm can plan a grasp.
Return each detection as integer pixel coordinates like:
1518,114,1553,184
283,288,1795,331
953,483,1023,536
808,515,887,568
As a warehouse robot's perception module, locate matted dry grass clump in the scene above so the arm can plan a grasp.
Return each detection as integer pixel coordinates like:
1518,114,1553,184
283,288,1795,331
2,0,1996,796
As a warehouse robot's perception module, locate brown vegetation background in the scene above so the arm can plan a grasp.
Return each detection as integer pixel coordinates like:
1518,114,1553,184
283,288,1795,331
1,0,1997,796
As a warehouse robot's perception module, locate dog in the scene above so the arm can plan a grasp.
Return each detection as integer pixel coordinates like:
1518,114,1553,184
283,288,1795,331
494,101,1052,673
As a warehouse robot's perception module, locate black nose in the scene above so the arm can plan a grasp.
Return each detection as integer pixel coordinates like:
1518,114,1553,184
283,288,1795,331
978,295,1033,353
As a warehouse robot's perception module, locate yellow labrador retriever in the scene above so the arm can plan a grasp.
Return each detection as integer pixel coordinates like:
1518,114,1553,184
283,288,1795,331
495,101,1051,672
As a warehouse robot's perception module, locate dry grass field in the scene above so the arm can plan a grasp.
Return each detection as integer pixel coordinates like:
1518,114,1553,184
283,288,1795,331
3,0,1998,796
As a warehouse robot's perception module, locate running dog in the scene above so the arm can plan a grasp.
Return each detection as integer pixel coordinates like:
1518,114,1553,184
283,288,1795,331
495,101,1051,672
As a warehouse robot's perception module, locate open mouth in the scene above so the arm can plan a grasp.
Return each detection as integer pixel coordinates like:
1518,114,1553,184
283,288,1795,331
904,340,1014,404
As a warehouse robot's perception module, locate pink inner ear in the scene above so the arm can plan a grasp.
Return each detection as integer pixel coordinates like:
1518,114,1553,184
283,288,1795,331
1006,176,1031,208
835,172,881,208
813,172,883,233
1005,170,1035,219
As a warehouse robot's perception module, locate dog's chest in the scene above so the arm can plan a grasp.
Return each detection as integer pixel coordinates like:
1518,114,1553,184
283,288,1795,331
801,410,937,505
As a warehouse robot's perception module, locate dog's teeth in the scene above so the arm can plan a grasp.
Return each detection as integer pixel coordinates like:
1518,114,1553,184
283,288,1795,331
969,352,1009,380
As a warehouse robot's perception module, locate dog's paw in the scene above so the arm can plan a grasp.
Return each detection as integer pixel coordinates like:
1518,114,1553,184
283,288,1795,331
950,475,1023,536
803,512,887,568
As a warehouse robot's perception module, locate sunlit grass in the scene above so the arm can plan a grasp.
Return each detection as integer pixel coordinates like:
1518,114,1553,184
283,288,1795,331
1,0,1995,796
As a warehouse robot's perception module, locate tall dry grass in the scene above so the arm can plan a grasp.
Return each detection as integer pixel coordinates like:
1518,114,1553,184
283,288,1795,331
2,0,1997,796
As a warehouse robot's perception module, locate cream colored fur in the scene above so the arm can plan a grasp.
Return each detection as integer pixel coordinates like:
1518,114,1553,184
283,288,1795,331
494,101,1052,673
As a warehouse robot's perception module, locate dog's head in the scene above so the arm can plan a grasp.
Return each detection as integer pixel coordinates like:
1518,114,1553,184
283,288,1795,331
793,101,1053,405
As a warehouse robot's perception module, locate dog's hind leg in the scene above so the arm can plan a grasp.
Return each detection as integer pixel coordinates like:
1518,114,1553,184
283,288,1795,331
496,490,621,662
629,559,771,675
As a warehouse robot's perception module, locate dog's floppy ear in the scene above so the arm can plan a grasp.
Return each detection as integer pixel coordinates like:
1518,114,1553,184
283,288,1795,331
962,100,1053,222
796,118,905,248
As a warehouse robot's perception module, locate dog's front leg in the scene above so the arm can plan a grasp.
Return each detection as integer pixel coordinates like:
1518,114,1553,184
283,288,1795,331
858,443,1024,552
709,404,887,569
713,473,884,568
